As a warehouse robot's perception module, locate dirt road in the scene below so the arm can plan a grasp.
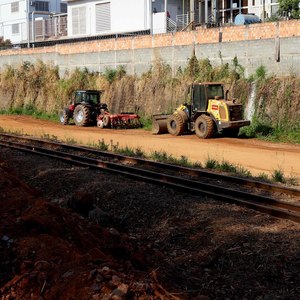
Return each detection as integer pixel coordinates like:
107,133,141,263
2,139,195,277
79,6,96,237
0,115,299,181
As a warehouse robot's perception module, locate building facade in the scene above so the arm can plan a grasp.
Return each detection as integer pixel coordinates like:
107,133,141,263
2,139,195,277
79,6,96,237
0,0,280,44
66,0,279,38
0,0,67,44
65,0,152,37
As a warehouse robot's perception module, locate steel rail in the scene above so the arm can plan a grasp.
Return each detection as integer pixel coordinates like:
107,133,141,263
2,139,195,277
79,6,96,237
0,139,300,224
0,133,299,197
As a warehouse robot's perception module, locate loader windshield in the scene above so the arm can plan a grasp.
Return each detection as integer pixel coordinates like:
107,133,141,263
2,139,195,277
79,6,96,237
206,85,224,100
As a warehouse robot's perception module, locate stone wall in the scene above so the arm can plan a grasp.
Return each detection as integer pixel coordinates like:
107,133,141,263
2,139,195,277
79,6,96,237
0,20,299,77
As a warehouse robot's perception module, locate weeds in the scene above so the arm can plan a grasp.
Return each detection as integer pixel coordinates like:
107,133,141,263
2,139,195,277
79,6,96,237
97,139,109,151
65,138,77,145
150,151,195,167
41,134,58,141
272,169,285,183
205,157,251,177
0,106,58,122
139,117,152,131
205,158,218,169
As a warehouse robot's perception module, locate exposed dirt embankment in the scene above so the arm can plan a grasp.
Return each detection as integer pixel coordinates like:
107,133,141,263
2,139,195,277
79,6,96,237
0,115,299,181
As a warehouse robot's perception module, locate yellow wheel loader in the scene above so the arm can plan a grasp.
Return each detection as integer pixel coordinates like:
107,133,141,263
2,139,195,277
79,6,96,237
152,82,250,138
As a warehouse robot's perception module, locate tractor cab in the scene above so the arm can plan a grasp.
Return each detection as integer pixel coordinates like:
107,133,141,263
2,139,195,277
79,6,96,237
73,90,102,106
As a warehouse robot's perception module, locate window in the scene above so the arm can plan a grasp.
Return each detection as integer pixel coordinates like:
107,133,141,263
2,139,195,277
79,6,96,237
35,1,49,12
96,2,111,33
11,2,19,13
12,24,19,34
61,3,67,13
72,6,86,35
206,85,224,100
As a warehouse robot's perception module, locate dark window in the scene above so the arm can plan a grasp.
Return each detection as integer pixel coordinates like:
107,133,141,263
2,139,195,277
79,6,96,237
75,92,100,104
35,1,49,12
193,85,207,111
61,3,67,13
75,92,82,104
206,85,224,100
86,93,100,104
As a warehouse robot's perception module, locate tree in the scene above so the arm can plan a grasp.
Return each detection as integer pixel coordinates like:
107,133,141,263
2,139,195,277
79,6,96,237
0,37,12,48
278,0,300,19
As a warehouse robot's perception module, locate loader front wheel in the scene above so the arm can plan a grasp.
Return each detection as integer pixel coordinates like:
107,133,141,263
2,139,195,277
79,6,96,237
167,113,186,136
74,105,90,126
195,115,215,139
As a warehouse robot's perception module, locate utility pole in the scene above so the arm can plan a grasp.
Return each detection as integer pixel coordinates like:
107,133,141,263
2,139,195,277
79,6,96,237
27,0,30,48
149,0,153,35
190,0,195,24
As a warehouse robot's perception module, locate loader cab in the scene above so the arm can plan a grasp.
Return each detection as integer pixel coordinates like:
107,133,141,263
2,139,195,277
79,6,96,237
191,83,224,111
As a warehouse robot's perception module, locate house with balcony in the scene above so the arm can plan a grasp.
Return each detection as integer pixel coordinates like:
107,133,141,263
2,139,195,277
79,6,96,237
65,0,279,39
0,0,67,45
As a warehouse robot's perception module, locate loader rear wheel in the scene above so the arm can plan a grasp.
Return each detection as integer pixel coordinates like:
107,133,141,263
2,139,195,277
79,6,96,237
59,109,69,125
74,105,90,126
167,113,186,136
195,115,215,139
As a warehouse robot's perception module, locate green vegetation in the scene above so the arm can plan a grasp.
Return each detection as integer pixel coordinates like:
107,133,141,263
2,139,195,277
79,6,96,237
150,150,197,167
204,157,251,177
278,0,300,19
40,134,58,141
139,116,152,130
0,105,58,122
0,37,12,49
95,139,110,151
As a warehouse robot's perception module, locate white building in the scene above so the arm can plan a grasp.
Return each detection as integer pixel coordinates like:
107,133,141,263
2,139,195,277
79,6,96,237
65,0,153,37
66,0,279,38
0,0,67,45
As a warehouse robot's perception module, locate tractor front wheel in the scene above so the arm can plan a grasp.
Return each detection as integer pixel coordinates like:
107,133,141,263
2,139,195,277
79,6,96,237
74,105,90,126
167,113,186,136
195,115,215,139
59,109,69,125
102,115,111,128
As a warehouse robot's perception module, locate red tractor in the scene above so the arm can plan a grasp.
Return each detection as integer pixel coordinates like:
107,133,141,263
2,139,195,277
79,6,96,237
59,90,103,126
59,90,141,128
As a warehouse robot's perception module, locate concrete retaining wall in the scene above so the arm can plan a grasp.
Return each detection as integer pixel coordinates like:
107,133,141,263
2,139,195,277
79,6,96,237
0,20,299,77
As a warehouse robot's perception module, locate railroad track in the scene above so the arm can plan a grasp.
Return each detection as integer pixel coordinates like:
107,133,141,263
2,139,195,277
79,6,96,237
0,133,300,223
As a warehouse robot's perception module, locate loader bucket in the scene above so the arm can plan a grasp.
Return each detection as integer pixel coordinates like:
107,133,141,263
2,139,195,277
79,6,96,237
152,114,169,134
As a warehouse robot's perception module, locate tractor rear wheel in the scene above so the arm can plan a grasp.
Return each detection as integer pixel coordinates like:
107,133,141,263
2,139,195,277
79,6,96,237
195,115,215,139
74,105,90,126
167,113,186,136
59,109,69,125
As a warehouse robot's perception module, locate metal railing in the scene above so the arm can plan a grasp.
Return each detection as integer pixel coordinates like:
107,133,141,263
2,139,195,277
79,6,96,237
176,13,189,30
167,17,177,32
30,15,67,41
